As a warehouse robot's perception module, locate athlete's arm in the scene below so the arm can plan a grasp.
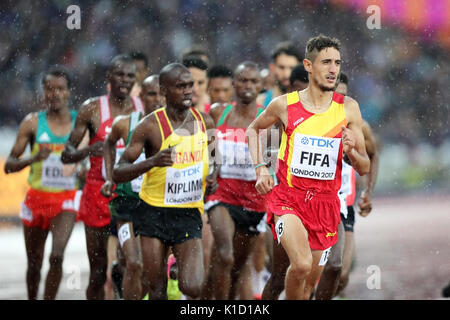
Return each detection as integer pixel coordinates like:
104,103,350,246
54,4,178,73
358,120,381,216
342,97,370,176
61,100,103,164
101,115,128,197
4,113,50,173
113,114,173,183
202,112,219,195
247,95,287,194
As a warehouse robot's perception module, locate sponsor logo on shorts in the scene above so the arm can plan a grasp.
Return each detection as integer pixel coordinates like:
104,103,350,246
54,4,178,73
281,206,293,211
326,231,337,238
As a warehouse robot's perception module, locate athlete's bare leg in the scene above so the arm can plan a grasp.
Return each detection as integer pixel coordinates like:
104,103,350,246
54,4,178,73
208,205,235,299
262,236,289,300
302,250,325,300
275,214,313,300
173,238,204,299
314,221,345,299
43,211,76,299
104,235,118,300
24,226,49,300
229,231,258,300
237,257,254,299
141,236,170,300
336,230,355,295
116,220,143,300
85,225,109,300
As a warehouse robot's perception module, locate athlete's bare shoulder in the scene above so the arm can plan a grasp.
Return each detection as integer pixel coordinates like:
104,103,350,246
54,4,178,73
19,112,39,136
78,96,101,118
136,110,159,132
343,95,359,111
343,95,363,124
207,102,227,125
269,93,288,112
199,110,216,131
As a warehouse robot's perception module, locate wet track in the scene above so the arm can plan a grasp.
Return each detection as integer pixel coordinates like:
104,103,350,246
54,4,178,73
0,193,449,300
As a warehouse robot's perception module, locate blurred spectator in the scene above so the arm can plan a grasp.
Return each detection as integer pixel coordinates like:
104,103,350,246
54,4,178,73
0,0,448,148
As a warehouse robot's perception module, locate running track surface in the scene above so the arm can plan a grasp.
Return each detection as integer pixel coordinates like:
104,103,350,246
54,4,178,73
0,193,449,300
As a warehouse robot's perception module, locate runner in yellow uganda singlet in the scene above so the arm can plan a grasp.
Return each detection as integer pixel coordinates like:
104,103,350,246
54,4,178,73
139,107,209,214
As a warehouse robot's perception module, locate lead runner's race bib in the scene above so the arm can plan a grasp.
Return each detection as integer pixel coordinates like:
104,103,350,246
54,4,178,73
218,139,256,181
290,133,341,180
164,163,204,205
41,154,77,190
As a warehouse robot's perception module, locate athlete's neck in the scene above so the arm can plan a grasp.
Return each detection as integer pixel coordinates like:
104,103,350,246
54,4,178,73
304,86,333,109
166,105,190,124
46,105,71,120
109,94,131,109
235,99,257,115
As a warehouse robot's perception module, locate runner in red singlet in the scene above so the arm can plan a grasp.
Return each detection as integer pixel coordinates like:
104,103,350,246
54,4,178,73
206,61,266,299
249,35,370,300
61,54,144,300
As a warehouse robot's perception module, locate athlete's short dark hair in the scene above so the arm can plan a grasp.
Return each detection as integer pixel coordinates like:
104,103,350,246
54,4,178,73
42,65,72,88
129,51,149,67
182,56,208,71
338,72,348,85
305,35,341,62
181,44,210,63
207,65,233,79
271,41,302,62
289,64,309,86
108,54,136,72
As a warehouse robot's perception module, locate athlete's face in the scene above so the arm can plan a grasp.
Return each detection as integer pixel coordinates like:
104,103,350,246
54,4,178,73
140,78,164,115
335,82,348,96
208,77,233,104
305,47,341,92
234,67,262,104
188,67,208,107
163,70,194,110
43,75,70,112
108,62,137,99
270,53,300,93
135,59,150,84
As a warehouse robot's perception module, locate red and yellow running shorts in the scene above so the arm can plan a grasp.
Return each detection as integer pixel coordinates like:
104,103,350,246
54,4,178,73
78,180,115,228
21,188,80,230
266,183,341,251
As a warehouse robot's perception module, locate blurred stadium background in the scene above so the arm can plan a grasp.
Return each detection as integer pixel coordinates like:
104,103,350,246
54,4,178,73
0,0,448,300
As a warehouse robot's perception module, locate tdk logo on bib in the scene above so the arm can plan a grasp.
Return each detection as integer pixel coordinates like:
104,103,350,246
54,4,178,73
301,136,335,148
174,166,201,178
290,133,341,180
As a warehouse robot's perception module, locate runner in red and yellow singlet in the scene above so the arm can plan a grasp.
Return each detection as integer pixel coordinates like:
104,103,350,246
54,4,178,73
248,35,370,300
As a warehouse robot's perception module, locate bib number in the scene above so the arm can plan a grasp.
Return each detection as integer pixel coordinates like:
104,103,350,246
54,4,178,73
164,163,204,205
290,133,340,180
42,154,76,190
218,139,256,181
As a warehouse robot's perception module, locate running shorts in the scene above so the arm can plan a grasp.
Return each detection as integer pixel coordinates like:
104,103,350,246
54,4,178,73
109,196,141,237
78,180,115,228
134,201,202,245
266,183,341,251
208,202,265,236
21,188,80,230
